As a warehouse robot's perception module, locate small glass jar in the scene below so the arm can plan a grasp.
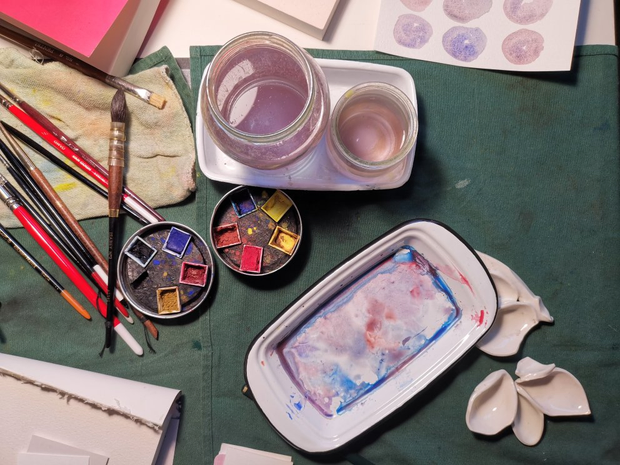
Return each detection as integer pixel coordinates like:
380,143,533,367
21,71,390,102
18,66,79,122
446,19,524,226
201,32,330,170
326,82,418,179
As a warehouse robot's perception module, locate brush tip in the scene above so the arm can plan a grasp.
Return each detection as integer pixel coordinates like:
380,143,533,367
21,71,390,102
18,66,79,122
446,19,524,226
148,93,166,110
111,89,127,123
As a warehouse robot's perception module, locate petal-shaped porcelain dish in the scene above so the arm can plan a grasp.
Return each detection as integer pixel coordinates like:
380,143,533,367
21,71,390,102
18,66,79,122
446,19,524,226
512,389,545,446
245,220,497,453
476,252,553,356
466,369,518,436
516,368,591,417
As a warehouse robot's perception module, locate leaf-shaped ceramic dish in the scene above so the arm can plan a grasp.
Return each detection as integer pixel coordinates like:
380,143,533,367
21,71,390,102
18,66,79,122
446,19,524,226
476,252,553,356
512,389,545,446
466,369,518,436
245,220,497,453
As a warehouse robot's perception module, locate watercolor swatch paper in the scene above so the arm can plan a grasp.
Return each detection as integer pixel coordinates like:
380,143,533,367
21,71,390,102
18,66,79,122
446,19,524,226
374,0,582,71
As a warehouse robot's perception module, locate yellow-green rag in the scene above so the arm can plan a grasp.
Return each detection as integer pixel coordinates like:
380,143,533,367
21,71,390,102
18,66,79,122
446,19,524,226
0,47,195,228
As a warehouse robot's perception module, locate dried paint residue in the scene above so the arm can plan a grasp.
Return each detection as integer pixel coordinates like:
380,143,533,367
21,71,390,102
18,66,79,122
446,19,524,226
157,286,181,314
213,223,241,248
443,0,493,24
393,14,433,49
443,26,487,62
502,29,545,65
278,247,461,417
179,262,208,287
261,190,293,222
268,226,299,255
240,245,263,273
503,0,553,25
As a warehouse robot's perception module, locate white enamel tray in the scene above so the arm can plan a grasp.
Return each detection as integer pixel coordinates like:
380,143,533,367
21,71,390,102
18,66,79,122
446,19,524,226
245,220,497,453
196,59,418,190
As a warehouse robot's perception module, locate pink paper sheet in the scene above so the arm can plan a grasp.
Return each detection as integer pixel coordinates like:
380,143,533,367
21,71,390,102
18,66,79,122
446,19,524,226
0,0,129,57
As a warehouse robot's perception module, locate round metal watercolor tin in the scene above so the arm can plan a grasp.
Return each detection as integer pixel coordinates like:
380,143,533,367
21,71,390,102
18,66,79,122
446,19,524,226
117,221,214,319
210,186,302,276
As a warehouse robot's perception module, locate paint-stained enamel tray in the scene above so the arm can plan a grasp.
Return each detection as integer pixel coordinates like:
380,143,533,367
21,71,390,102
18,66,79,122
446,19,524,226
196,59,417,191
117,222,214,319
245,220,497,453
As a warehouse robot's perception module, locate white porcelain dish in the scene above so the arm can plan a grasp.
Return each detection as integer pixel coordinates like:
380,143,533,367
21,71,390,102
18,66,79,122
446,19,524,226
245,220,497,453
196,59,418,190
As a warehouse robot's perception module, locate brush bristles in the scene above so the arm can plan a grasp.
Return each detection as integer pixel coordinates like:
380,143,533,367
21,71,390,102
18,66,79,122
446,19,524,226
148,93,166,110
111,89,127,123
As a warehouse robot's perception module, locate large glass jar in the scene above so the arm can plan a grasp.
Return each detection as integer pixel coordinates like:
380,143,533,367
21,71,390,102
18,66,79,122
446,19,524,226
201,32,330,170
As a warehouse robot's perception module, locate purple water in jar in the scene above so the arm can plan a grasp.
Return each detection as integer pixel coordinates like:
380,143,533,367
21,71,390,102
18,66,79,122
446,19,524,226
202,32,330,170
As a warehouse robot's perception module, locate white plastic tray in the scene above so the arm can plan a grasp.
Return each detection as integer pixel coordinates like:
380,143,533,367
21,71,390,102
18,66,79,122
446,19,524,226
245,220,497,453
196,59,418,190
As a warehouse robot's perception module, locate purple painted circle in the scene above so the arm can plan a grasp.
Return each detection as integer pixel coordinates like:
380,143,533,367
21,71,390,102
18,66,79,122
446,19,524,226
393,14,434,49
503,0,553,25
443,0,493,23
502,29,545,65
442,26,487,62
400,0,433,12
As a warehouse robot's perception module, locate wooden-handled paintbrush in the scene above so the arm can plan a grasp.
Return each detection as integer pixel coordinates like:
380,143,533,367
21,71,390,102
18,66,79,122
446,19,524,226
106,90,127,349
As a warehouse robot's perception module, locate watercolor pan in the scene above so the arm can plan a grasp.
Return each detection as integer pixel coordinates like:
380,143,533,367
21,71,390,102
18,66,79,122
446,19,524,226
240,245,263,273
179,262,209,287
213,222,242,249
245,220,497,453
125,236,157,267
261,190,293,222
163,227,192,258
156,286,182,314
197,59,417,191
230,188,257,217
268,226,299,255
117,221,214,319
210,186,302,276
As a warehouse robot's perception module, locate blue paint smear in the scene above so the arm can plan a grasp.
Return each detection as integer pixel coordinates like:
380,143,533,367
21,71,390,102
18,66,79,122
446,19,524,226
294,401,303,411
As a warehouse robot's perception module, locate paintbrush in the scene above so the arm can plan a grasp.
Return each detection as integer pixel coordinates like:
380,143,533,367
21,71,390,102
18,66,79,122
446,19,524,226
1,122,147,225
0,222,91,320
0,82,165,223
106,90,127,349
0,140,133,323
0,173,143,356
0,126,134,322
0,24,166,110
0,94,161,224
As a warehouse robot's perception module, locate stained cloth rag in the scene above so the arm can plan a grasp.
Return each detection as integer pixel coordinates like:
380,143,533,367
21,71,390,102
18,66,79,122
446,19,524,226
0,46,195,228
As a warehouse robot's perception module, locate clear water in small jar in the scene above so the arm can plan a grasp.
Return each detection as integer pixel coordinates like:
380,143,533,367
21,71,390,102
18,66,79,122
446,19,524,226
337,95,407,162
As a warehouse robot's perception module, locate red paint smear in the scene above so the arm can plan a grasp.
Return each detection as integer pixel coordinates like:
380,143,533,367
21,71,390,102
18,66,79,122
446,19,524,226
459,270,474,294
470,310,485,326
261,360,265,366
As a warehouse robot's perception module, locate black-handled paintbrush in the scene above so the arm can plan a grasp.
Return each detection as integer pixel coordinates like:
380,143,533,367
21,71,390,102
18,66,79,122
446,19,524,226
105,90,127,349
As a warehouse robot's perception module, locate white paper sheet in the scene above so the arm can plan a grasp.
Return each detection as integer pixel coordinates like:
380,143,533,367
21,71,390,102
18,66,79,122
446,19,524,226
0,354,181,465
374,0,582,71
17,453,90,465
28,435,109,465
216,444,293,465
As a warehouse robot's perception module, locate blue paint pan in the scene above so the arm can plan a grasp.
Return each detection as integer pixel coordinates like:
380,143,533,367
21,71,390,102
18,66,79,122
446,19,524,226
163,227,192,258
230,188,257,218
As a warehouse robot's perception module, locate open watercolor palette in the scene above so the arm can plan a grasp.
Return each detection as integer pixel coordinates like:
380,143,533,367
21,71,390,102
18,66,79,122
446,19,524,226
117,222,214,319
196,59,418,191
210,186,302,275
245,220,497,453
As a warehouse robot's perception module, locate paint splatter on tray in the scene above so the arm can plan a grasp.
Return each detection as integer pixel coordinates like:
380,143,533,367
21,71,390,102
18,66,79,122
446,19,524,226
278,246,462,417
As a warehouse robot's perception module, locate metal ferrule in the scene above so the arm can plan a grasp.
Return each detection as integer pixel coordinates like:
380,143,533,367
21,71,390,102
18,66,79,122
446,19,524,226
109,122,126,164
0,181,18,210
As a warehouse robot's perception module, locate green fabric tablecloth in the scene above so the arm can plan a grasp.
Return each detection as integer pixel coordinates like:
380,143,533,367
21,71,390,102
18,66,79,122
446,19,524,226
2,45,619,464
